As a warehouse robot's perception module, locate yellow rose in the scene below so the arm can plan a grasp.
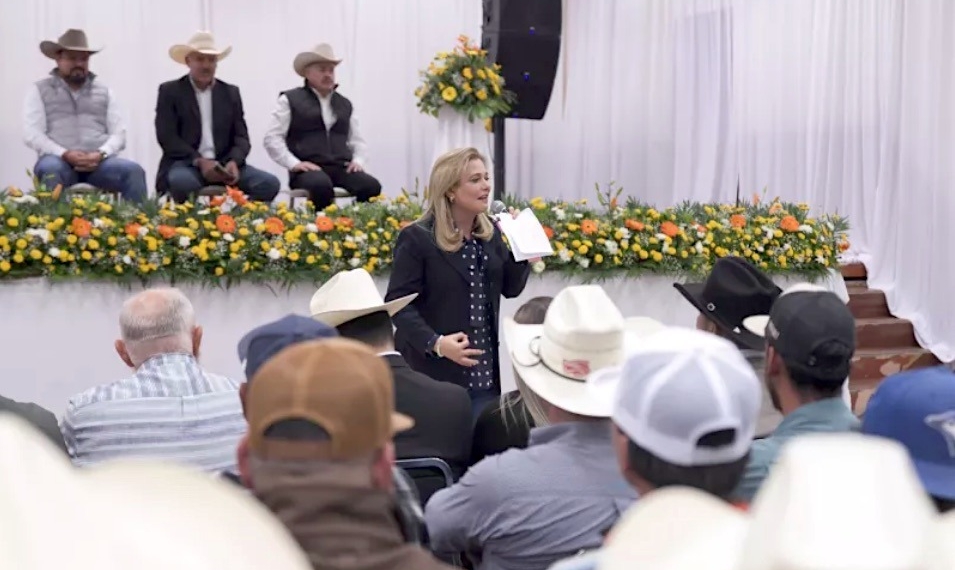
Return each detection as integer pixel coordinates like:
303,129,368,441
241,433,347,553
215,267,225,276
15,239,27,250
462,67,473,79
475,89,488,101
6,218,18,228
441,86,458,102
0,260,10,272
29,249,42,260
13,253,24,263
594,254,603,264
81,251,92,261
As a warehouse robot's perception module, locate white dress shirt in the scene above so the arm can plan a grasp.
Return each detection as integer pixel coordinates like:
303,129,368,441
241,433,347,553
263,87,368,170
23,83,126,157
191,78,217,160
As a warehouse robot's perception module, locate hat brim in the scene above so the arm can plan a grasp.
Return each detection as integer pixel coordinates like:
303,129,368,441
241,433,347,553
169,44,232,65
293,52,342,77
504,316,665,417
674,281,767,351
911,457,955,501
312,293,418,328
392,412,414,434
40,41,101,60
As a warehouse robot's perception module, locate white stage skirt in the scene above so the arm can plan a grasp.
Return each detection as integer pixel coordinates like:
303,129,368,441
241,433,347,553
0,271,847,417
432,107,494,178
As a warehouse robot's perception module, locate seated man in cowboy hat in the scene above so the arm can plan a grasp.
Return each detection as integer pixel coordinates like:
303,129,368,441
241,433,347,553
263,43,382,209
309,268,473,483
155,31,280,204
24,29,147,202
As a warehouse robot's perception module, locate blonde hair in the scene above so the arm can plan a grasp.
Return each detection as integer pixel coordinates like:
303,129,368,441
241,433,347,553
501,296,555,431
420,147,494,253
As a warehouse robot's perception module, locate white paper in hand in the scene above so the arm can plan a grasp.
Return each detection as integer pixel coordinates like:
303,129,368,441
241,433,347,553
495,208,555,262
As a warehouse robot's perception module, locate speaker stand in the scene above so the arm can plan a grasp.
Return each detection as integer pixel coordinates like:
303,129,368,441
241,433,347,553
492,116,506,200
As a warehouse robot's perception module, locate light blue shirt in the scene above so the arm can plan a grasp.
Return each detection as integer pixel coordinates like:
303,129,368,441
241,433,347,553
425,421,636,570
733,397,860,501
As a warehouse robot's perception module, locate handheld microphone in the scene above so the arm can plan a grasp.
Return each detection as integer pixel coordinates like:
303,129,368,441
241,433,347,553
490,200,508,216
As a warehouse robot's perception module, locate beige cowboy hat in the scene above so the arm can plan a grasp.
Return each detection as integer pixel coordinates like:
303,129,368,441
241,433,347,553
294,43,342,77
503,285,664,418
310,268,417,327
169,31,232,65
39,29,101,59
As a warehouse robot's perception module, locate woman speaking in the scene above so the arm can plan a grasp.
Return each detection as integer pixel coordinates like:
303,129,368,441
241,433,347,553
385,147,530,415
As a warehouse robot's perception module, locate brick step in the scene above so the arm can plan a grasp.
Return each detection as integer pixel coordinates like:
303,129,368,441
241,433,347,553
847,287,891,319
855,317,917,350
840,262,868,281
850,348,942,388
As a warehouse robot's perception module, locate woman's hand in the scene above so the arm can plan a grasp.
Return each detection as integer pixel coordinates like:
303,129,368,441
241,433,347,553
438,332,485,367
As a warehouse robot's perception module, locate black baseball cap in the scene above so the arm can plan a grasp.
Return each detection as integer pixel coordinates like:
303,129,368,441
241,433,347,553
237,314,339,380
759,288,856,382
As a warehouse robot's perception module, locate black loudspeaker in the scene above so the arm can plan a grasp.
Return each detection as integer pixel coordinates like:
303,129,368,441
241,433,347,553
481,0,562,120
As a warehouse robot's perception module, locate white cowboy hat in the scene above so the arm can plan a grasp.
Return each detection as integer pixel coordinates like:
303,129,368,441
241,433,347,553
40,29,101,59
0,414,311,570
741,282,832,336
294,43,342,77
169,31,232,65
503,285,664,417
310,268,417,327
738,433,942,570
599,487,748,570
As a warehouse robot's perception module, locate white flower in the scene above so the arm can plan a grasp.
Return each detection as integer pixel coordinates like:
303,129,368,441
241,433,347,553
799,224,813,234
552,207,566,220
26,229,51,243
315,212,328,218
305,223,318,233
197,209,211,216
252,218,264,226
577,257,590,269
558,249,572,262
11,195,39,205
655,233,668,241
695,241,704,254
616,227,631,240
574,213,584,219
178,236,191,248
137,226,149,237
47,247,61,258
122,254,133,265
93,218,105,228
532,260,546,273
349,257,361,268
603,241,619,255
267,248,281,260
345,235,355,243
220,203,234,214
764,226,775,240
223,233,235,242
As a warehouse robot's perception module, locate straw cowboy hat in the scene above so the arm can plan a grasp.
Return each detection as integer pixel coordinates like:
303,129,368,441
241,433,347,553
738,434,945,570
0,414,311,570
39,29,101,59
294,43,342,77
503,285,664,417
600,487,748,570
169,31,232,65
310,268,416,327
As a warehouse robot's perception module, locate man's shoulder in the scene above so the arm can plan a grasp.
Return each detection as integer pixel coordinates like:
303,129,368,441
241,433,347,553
158,76,188,92
401,367,469,400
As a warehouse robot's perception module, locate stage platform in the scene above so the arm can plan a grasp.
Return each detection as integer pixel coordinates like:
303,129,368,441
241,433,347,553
0,271,847,417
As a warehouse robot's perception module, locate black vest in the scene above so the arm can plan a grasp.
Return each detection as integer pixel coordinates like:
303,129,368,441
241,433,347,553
283,86,354,166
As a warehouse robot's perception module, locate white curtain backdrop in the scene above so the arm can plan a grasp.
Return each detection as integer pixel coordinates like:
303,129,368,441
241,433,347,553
0,0,952,361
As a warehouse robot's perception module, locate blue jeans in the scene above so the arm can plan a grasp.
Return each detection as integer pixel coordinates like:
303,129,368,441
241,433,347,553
166,161,280,203
34,155,148,203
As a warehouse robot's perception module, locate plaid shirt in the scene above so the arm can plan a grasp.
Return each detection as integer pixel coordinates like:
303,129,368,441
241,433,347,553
60,353,246,473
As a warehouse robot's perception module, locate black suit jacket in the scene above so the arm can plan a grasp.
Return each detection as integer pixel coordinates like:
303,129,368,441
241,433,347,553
387,354,472,475
154,75,251,194
385,217,531,392
0,395,67,453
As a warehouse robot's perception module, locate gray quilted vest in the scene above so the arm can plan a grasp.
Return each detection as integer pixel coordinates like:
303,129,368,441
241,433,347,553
35,70,110,152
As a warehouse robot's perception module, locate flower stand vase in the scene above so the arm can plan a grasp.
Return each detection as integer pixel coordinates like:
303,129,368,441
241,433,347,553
433,107,494,184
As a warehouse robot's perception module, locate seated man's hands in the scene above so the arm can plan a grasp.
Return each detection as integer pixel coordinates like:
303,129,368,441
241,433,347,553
346,161,364,173
291,161,321,173
63,150,97,172
224,160,240,185
196,158,230,184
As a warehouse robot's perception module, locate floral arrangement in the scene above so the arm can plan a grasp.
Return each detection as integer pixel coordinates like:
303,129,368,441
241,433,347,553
0,184,849,285
415,35,517,122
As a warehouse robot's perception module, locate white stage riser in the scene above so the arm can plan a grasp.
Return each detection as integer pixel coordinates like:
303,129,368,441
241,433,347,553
0,271,847,416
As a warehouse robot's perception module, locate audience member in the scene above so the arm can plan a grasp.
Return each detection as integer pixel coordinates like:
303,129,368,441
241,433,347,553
425,285,658,570
25,29,147,202
674,256,782,436
238,337,456,570
0,415,312,570
862,365,955,513
310,268,472,479
0,394,66,453
264,43,382,209
471,296,552,465
731,283,859,501
59,287,245,471
550,327,760,570
155,31,280,203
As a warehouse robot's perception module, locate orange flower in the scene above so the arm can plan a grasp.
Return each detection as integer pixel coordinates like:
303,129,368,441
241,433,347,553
70,217,91,238
209,196,226,208
157,225,177,239
315,216,335,232
398,220,412,229
542,225,555,240
730,214,747,228
751,193,761,205
226,187,248,206
779,215,800,232
660,221,680,238
263,217,285,235
609,197,618,209
625,219,645,231
124,222,142,239
335,216,354,229
769,202,783,215
695,223,707,234
839,239,851,252
215,214,237,234
580,219,598,235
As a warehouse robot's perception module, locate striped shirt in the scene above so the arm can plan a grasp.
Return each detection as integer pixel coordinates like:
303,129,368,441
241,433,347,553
60,353,246,473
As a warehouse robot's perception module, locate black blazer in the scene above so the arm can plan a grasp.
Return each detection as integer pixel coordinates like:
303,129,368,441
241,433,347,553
387,354,472,476
385,216,531,392
154,75,251,194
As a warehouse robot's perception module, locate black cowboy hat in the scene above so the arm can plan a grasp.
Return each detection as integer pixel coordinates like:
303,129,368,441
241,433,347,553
674,256,782,350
